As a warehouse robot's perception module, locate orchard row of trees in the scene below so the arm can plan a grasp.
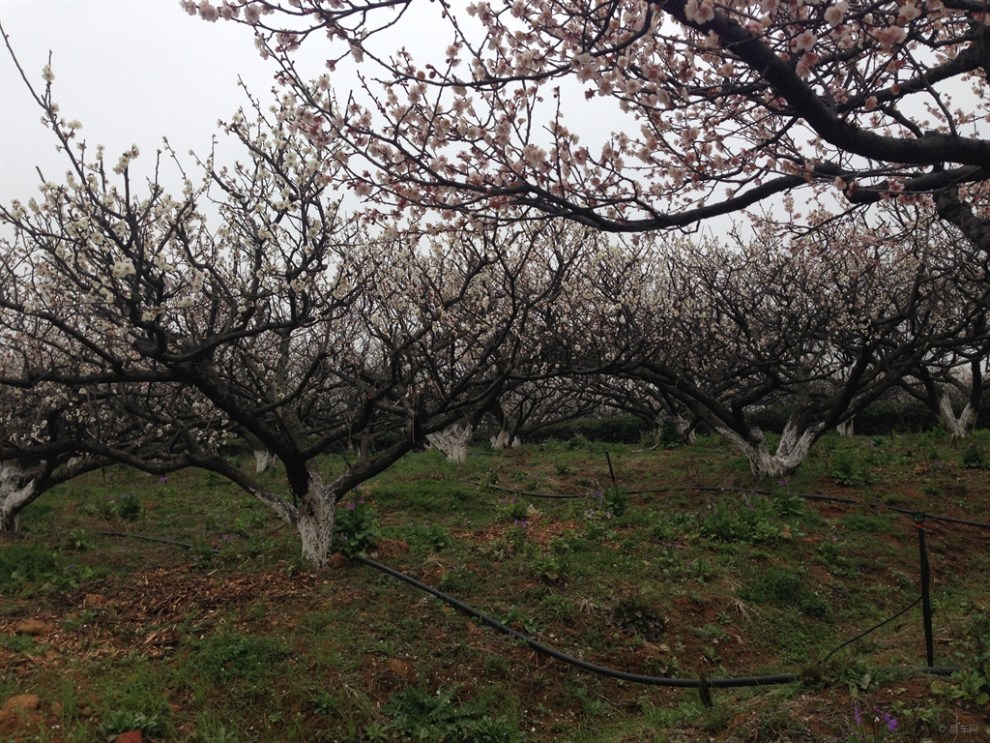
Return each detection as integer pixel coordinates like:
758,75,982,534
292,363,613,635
2,1,988,564
469,206,990,465
0,88,984,559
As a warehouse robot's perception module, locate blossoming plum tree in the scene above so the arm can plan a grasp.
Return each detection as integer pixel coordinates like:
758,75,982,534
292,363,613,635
896,217,990,439
190,0,988,240
0,361,111,532
0,44,584,563
4,0,988,559
901,353,988,440
488,379,603,449
192,4,989,457
577,211,985,477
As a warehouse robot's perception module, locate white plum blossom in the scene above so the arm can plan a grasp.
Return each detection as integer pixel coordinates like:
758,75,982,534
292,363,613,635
897,3,922,24
198,0,219,22
112,145,141,175
111,257,136,279
572,52,596,82
824,2,847,28
684,0,715,24
874,25,907,51
521,143,549,171
792,30,817,52
185,0,985,251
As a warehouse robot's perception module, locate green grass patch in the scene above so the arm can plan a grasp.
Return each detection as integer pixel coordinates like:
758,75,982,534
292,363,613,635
2,433,988,741
742,565,830,619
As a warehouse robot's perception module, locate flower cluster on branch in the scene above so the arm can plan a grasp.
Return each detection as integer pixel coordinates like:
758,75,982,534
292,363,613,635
183,0,988,237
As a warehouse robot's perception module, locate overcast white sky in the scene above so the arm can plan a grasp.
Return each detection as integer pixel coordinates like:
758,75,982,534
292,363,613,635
0,0,281,204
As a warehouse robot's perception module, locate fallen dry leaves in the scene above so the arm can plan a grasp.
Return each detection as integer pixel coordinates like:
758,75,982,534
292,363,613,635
0,564,326,671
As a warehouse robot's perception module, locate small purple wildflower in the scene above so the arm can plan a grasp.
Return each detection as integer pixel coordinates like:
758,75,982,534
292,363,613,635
220,534,235,543
853,702,862,727
875,706,897,732
513,519,529,529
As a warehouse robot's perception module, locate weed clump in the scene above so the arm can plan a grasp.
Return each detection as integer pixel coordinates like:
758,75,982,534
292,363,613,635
942,606,990,707
87,492,143,522
700,496,789,544
367,685,523,743
188,631,291,687
335,497,379,558
611,593,668,642
742,566,829,619
0,543,61,595
831,452,873,486
961,445,988,470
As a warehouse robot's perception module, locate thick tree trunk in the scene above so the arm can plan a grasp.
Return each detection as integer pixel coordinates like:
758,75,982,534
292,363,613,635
490,427,510,450
717,420,823,479
0,467,36,533
936,393,976,441
836,418,855,437
427,423,473,462
358,431,370,466
656,414,696,446
254,449,276,473
294,473,337,566
490,424,519,450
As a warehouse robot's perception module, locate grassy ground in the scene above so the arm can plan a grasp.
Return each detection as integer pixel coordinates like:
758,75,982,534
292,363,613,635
1,430,989,742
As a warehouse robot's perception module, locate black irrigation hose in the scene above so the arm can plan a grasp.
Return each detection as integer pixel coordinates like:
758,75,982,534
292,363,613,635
482,481,862,505
357,554,798,691
627,485,773,497
97,531,196,549
793,492,863,505
821,595,922,665
474,482,990,530
885,505,990,531
477,482,586,500
633,486,862,506
480,483,786,500
357,555,960,698
93,531,960,694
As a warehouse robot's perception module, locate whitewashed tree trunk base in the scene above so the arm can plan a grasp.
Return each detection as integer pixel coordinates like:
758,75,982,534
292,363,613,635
937,395,975,441
718,420,823,479
0,466,36,533
490,428,510,450
254,449,277,473
295,474,336,567
490,426,520,450
428,423,473,463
